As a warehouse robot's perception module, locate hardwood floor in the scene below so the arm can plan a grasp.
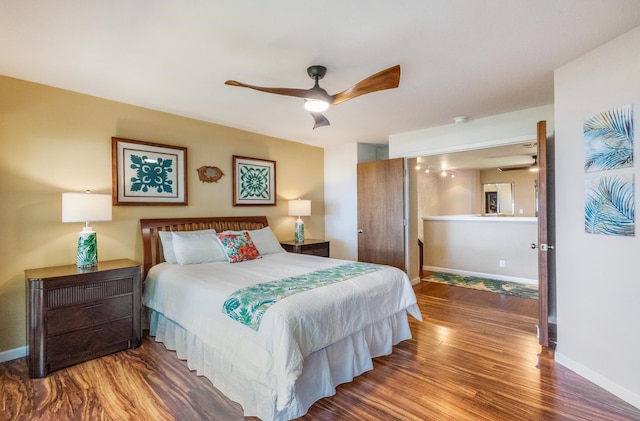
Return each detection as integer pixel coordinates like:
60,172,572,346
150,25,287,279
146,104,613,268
2,282,639,420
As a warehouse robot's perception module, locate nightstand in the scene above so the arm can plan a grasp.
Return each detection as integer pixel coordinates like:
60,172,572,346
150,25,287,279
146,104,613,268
280,239,330,257
25,259,142,378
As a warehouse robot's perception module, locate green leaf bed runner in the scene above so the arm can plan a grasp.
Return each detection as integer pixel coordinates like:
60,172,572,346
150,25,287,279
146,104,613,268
222,262,385,330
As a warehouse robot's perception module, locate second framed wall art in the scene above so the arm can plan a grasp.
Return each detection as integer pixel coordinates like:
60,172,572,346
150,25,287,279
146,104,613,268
232,155,276,206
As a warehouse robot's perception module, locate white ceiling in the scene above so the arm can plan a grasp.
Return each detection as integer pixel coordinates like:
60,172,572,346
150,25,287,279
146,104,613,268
2,1,640,149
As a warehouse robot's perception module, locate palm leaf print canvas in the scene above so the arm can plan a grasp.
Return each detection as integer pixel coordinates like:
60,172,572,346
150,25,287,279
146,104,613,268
584,105,633,172
584,174,635,236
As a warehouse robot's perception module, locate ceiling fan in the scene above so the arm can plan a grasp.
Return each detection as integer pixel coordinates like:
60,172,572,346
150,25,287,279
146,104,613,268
225,65,401,129
498,155,538,172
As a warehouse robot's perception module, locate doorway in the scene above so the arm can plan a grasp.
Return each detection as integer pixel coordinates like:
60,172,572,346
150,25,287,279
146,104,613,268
411,135,552,345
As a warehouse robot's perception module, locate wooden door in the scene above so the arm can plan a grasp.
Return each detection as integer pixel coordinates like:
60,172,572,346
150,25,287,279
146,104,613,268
536,120,555,348
357,158,405,270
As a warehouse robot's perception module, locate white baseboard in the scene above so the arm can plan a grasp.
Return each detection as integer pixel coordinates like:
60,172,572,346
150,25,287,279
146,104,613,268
410,276,421,286
0,346,27,363
423,266,537,285
555,351,640,410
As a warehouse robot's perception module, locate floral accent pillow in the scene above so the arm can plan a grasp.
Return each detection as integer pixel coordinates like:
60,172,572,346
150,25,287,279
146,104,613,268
216,231,262,263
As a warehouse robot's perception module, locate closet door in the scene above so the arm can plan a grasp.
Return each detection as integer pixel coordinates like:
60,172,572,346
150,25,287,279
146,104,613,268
357,158,405,270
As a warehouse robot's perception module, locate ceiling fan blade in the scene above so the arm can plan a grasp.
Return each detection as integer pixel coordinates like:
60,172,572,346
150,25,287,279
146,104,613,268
498,156,537,172
225,80,331,102
310,112,330,129
331,65,401,106
498,165,530,172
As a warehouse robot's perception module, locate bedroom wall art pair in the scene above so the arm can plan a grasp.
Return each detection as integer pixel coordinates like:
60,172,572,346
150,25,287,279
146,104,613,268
583,104,635,236
111,137,276,207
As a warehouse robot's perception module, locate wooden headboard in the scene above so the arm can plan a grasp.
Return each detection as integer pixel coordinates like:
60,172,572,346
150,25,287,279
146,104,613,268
140,216,269,277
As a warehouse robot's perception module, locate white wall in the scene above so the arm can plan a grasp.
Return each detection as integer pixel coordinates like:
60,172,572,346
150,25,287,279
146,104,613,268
554,26,640,408
324,143,390,261
324,143,358,260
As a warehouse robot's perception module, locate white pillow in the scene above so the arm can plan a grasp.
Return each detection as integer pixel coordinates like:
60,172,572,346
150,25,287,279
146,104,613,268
159,229,216,264
247,227,285,255
158,231,178,264
160,229,227,265
172,230,227,265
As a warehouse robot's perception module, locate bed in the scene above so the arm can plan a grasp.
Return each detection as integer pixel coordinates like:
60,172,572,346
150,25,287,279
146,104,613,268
140,216,422,420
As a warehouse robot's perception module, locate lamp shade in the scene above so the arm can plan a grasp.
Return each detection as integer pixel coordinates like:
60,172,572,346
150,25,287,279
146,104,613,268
62,192,112,223
288,199,311,217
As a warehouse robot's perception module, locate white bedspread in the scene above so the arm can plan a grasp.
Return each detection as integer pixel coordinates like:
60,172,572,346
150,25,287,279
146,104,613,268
143,252,421,414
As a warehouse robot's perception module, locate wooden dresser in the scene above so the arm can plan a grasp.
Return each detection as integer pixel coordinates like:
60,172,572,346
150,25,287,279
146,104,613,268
25,259,142,378
280,239,330,257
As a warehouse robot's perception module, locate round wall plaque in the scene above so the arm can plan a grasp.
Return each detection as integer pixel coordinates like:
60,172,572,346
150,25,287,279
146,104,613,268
197,166,224,183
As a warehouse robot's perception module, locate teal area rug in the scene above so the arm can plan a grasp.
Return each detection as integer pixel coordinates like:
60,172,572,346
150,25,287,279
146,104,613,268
424,272,538,300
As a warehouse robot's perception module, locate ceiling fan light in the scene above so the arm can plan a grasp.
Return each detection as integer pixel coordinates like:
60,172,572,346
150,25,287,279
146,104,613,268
304,99,329,112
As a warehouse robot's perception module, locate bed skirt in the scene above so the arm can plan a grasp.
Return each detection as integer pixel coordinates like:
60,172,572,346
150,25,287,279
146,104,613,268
147,308,413,421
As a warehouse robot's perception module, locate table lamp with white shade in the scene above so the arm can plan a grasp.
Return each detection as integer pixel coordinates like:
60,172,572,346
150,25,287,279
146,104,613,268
62,191,112,268
288,199,311,244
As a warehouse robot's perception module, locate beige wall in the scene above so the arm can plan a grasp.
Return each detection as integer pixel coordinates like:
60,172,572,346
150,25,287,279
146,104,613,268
423,216,538,283
417,167,537,221
416,169,478,222
479,168,537,217
0,76,324,353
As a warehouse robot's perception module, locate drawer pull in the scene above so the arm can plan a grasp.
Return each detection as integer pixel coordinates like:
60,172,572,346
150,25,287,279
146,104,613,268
84,303,103,309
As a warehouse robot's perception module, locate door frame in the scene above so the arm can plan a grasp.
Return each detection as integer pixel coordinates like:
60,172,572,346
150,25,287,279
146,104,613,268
406,129,552,346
